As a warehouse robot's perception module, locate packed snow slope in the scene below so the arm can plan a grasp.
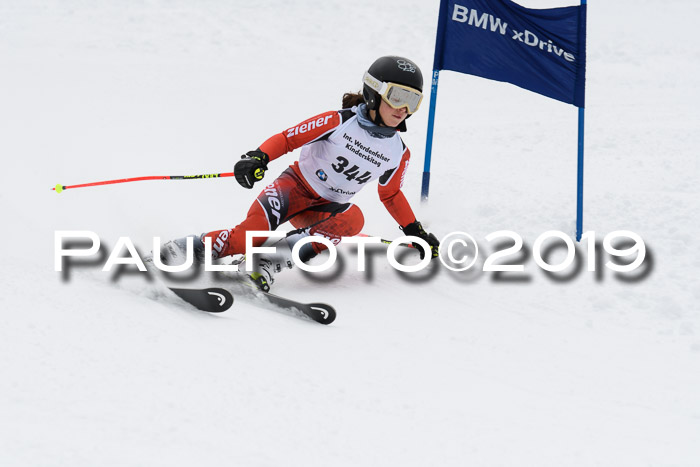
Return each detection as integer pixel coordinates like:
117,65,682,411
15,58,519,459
1,1,699,466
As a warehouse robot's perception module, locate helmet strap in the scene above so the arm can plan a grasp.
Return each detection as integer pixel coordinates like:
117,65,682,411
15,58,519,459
369,102,408,133
369,107,385,127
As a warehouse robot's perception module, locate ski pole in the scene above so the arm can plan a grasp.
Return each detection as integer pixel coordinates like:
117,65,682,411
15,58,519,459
52,171,235,193
355,233,416,249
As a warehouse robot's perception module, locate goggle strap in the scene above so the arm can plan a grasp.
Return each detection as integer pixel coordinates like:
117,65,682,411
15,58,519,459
363,71,387,95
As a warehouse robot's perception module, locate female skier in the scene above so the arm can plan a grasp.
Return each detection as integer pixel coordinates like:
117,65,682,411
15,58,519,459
174,56,440,291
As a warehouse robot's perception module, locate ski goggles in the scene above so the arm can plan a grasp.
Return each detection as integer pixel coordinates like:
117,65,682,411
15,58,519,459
363,71,423,114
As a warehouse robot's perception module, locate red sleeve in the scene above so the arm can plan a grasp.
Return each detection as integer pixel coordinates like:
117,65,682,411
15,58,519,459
378,147,416,227
258,111,341,161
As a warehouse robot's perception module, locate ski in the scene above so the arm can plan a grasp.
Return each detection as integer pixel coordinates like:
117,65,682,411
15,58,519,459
252,289,336,325
169,287,234,313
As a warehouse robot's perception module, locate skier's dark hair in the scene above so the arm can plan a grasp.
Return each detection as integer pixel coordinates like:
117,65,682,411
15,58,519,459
342,91,365,109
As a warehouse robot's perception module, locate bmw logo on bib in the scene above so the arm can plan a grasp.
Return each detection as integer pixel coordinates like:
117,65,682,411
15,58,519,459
316,169,328,182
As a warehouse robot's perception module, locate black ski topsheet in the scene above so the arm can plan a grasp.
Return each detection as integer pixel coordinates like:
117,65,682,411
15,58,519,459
169,287,233,313
258,290,336,325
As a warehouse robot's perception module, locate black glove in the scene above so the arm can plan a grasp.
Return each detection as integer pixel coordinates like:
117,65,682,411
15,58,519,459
401,220,440,260
234,150,270,189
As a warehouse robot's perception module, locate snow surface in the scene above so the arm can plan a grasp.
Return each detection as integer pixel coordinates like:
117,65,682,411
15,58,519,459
1,0,699,466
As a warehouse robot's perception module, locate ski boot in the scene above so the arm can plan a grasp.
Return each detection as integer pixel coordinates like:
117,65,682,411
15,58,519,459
245,229,320,291
157,233,207,266
245,238,295,292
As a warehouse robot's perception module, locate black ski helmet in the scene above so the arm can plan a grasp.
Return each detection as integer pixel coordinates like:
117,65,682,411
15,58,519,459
362,56,423,112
